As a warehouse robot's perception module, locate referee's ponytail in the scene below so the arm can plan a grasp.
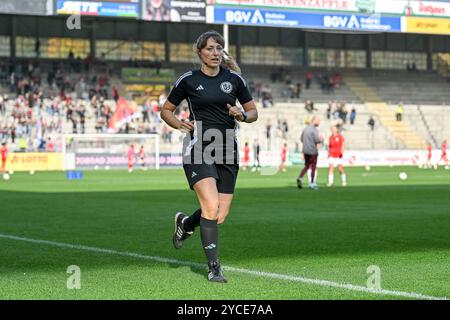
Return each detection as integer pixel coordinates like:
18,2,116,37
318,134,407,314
194,30,241,74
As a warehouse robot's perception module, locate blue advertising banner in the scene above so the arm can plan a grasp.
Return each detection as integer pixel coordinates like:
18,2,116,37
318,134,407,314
211,6,402,32
56,0,139,18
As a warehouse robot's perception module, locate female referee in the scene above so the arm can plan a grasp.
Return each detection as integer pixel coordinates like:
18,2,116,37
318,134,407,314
160,31,258,283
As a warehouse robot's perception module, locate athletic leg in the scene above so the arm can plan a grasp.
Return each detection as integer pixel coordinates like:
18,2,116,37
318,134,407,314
310,155,318,184
217,193,233,225
338,164,346,186
328,164,334,186
193,178,227,283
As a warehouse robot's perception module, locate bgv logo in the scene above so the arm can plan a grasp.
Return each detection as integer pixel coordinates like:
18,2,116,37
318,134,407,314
225,9,264,24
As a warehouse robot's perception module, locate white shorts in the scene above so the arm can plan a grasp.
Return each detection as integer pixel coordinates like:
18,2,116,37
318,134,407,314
328,157,343,166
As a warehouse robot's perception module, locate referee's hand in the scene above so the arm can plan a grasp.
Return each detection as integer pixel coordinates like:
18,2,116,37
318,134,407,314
227,104,244,121
179,119,195,133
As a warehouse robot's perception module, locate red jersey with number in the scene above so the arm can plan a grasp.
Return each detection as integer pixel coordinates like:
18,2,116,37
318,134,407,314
0,146,7,159
328,134,344,158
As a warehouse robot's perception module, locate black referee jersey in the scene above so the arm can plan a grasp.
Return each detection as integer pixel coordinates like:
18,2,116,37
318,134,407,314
167,66,253,164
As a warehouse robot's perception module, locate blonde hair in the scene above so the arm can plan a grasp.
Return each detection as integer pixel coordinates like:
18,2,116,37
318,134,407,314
194,30,241,73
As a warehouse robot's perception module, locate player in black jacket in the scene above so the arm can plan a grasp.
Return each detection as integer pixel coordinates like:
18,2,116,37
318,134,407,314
160,31,258,283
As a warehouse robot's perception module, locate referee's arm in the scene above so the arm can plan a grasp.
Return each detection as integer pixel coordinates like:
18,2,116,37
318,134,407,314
160,100,194,132
242,100,258,123
228,100,258,123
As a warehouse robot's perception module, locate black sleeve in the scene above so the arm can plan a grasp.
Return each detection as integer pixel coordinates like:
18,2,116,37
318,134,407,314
167,78,187,106
235,74,253,105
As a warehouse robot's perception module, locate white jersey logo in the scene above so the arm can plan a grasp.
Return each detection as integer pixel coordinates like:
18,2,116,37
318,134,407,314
196,85,204,91
220,81,233,94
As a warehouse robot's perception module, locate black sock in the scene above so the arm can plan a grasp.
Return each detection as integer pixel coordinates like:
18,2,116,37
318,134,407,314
200,217,219,263
183,209,201,232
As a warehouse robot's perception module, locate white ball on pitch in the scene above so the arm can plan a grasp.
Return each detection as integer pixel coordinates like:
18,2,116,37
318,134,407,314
365,166,371,171
3,173,10,180
445,165,449,170
94,165,99,170
399,172,408,180
105,166,110,170
29,170,35,175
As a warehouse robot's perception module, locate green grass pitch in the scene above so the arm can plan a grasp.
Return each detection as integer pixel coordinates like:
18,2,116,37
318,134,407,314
0,166,449,300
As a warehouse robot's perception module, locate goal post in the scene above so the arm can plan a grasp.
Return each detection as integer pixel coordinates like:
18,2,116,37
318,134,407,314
61,134,160,170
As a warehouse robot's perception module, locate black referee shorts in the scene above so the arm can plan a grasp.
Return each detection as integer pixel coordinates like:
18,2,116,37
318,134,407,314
183,163,239,194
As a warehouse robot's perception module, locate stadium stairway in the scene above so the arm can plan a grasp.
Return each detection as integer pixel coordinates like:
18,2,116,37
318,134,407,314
343,71,426,150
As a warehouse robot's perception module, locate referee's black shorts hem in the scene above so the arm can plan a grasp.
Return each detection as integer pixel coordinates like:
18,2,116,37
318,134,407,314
183,163,239,194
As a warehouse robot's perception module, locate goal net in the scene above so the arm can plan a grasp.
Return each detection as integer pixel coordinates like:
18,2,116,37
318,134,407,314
62,134,160,170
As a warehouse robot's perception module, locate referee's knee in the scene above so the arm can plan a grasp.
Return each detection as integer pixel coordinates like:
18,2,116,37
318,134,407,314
201,201,220,220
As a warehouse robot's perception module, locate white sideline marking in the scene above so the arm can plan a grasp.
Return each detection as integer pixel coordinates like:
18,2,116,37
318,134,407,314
0,233,448,300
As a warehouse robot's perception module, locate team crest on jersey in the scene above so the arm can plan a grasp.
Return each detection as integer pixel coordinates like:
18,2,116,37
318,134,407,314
220,81,233,93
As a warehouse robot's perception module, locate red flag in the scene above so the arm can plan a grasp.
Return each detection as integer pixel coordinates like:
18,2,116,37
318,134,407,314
108,98,135,132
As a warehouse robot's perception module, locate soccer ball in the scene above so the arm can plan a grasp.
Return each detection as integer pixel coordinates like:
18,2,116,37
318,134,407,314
128,168,133,173
399,172,408,180
3,173,10,180
29,170,35,175
94,165,99,170
105,166,110,170
365,166,371,171
251,167,257,172
445,166,449,170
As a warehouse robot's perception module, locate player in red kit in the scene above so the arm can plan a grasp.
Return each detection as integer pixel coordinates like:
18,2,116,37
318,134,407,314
327,126,346,187
0,142,7,172
242,142,250,171
138,145,145,170
127,144,136,172
426,142,432,168
279,143,287,172
437,140,448,168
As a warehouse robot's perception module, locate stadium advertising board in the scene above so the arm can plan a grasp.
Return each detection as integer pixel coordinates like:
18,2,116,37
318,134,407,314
208,0,450,18
75,153,182,168
251,149,431,168
142,0,206,22
209,6,402,31
5,153,63,171
56,0,140,18
0,0,53,16
405,16,450,35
